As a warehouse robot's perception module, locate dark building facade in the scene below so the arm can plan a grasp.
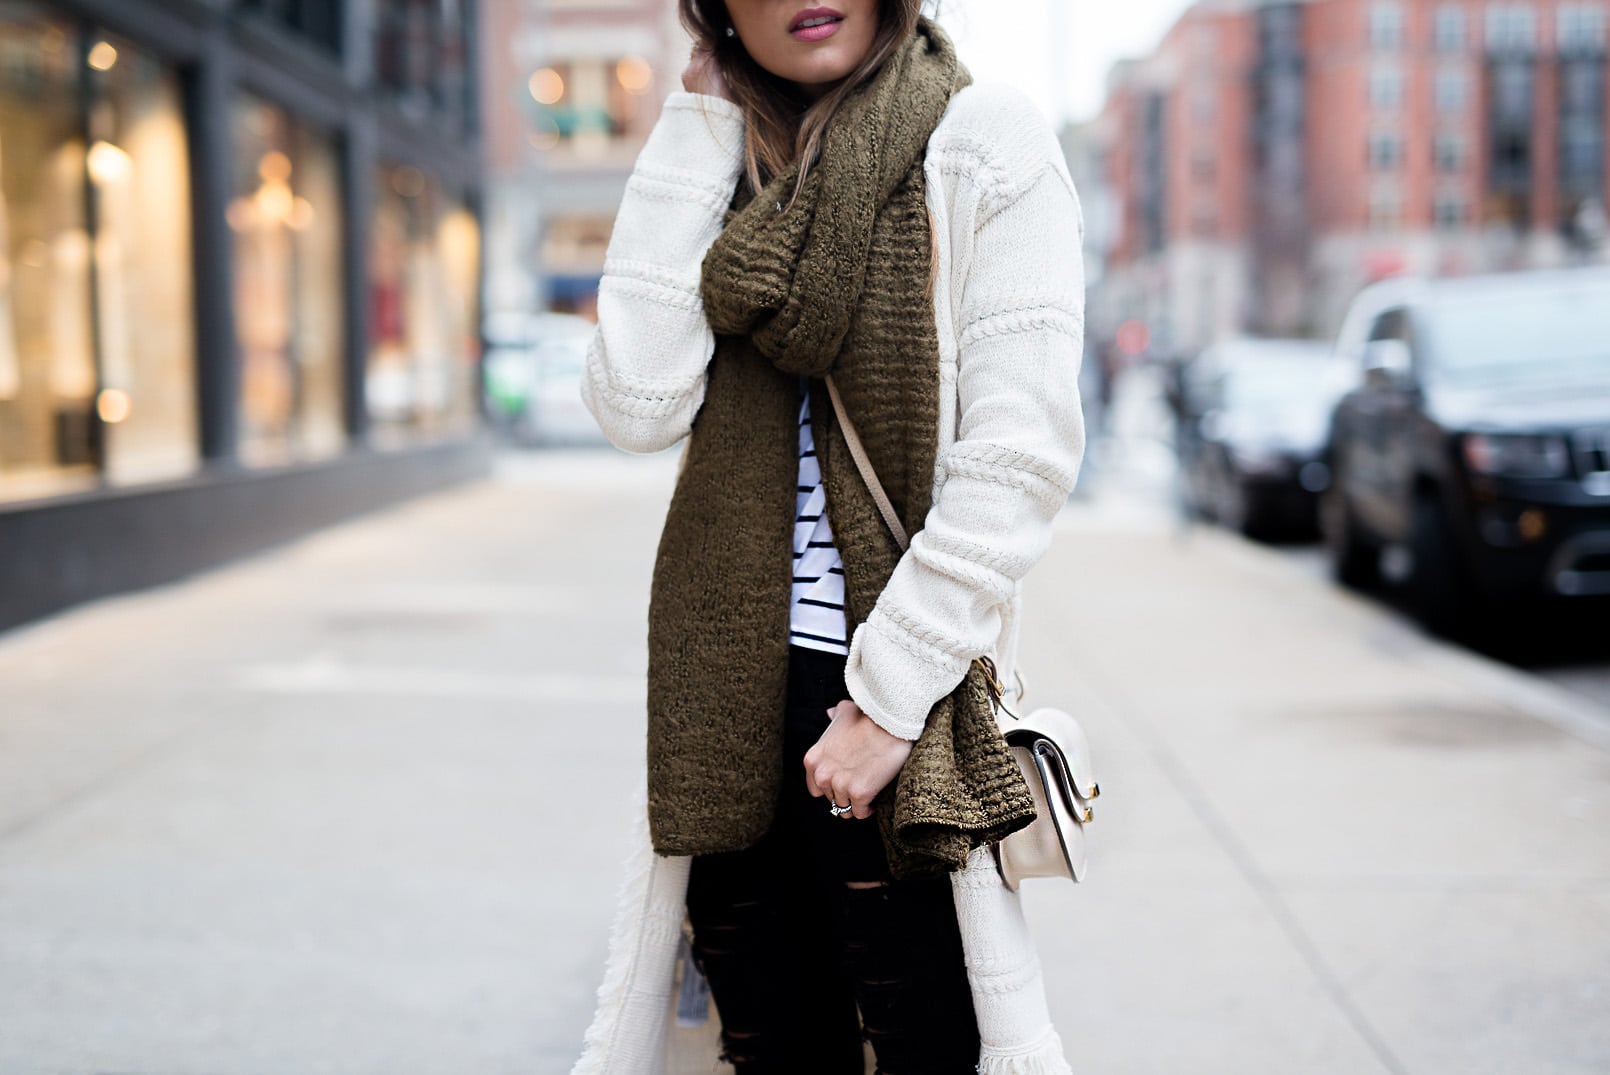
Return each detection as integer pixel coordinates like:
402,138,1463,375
0,0,487,631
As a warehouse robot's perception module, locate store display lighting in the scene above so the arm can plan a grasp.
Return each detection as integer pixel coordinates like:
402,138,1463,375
96,388,132,424
87,41,118,72
87,140,132,185
258,150,292,183
287,197,315,231
254,178,294,224
529,67,564,105
616,56,653,94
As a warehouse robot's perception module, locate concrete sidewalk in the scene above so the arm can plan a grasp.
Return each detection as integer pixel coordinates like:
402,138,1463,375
1,448,1607,1074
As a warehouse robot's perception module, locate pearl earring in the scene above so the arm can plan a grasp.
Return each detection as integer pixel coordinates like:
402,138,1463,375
725,26,736,37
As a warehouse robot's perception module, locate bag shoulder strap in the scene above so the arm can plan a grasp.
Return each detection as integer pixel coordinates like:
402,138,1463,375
824,375,1013,710
824,375,910,552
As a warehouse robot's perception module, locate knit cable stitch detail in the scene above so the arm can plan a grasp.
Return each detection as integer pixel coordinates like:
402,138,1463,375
603,257,699,299
944,440,1079,493
623,171,732,216
909,539,1016,604
958,304,1083,351
602,273,703,313
872,603,982,662
919,526,1038,580
632,161,739,204
940,455,1071,514
866,608,974,670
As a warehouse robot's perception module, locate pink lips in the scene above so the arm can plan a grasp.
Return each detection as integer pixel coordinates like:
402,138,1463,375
789,6,844,41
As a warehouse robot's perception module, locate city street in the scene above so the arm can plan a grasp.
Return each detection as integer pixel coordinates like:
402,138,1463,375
3,420,1610,1074
1099,363,1610,713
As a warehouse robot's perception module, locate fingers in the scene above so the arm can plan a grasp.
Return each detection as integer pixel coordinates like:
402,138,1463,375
804,703,884,821
803,743,824,797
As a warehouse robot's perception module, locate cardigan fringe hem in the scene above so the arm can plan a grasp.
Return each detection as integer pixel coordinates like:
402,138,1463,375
571,803,1073,1073
572,793,688,1075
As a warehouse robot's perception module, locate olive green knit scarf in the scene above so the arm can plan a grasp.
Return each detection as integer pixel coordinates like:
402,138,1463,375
645,17,1035,879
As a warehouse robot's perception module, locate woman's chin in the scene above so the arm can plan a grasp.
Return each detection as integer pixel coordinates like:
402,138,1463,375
784,57,861,95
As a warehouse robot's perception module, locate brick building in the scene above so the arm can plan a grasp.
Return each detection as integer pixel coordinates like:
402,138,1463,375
1094,0,1610,356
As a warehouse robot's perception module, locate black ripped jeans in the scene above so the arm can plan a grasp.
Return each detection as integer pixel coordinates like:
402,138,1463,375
685,645,981,1075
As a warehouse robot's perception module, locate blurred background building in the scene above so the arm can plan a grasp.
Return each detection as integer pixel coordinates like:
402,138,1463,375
482,0,687,324
0,0,486,631
1091,0,1610,357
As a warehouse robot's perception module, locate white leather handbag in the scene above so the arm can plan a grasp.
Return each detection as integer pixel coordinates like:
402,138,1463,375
824,376,1099,890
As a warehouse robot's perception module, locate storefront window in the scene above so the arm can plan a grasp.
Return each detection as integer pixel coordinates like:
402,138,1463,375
375,0,473,133
0,13,197,502
239,0,344,54
368,164,480,442
230,97,345,466
91,33,199,486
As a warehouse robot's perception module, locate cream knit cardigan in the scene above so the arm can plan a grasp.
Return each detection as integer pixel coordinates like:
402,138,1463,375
575,83,1086,1074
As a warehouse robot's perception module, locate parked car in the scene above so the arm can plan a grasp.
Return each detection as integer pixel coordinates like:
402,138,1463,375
1321,267,1610,633
482,312,605,445
1177,338,1353,537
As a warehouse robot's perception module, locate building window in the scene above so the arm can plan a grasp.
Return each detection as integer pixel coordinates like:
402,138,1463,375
1369,132,1404,170
1561,122,1605,181
1561,60,1606,112
1435,67,1469,112
1191,149,1217,183
1368,190,1403,231
527,56,652,156
1369,2,1405,49
1491,130,1532,184
0,14,198,502
1258,5,1302,56
239,0,344,54
1434,6,1466,52
367,165,481,442
1433,195,1468,229
230,97,346,466
1486,190,1528,229
86,34,199,488
1486,5,1537,53
1370,64,1405,109
375,0,474,133
1190,87,1216,124
541,214,613,316
1435,133,1467,171
1558,5,1607,52
1491,60,1534,123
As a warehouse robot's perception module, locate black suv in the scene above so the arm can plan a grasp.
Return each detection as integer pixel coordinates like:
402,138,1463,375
1322,268,1610,633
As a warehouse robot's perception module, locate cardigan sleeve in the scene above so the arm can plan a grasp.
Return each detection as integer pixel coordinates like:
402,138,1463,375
843,101,1087,741
580,92,746,453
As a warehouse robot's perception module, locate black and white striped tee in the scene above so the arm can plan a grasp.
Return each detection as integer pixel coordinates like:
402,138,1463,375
791,379,849,655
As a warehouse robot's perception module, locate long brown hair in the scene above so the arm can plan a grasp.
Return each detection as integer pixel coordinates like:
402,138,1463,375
679,0,927,207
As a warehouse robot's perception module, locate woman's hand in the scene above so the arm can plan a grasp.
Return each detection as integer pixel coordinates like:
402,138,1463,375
803,699,913,820
682,46,732,101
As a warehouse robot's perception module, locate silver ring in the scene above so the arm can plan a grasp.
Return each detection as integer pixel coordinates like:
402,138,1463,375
828,800,852,817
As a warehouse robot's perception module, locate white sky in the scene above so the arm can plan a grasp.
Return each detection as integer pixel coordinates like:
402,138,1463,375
933,0,1192,125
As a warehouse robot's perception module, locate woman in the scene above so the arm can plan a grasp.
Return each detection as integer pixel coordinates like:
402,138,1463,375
575,1,1085,1071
